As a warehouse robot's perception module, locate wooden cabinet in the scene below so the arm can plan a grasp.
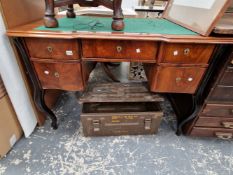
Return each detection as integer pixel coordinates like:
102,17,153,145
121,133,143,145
82,39,158,62
25,38,80,60
187,52,233,139
147,66,206,94
33,61,84,91
158,43,215,64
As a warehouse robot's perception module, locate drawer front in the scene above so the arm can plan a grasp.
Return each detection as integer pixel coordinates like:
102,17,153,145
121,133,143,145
208,86,233,103
219,67,233,86
149,66,206,94
158,43,215,64
190,127,233,139
202,104,233,117
33,61,84,91
196,116,233,128
82,39,158,61
25,38,79,60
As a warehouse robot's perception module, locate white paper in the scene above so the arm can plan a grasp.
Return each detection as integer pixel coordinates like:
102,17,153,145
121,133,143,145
0,15,37,137
173,0,215,9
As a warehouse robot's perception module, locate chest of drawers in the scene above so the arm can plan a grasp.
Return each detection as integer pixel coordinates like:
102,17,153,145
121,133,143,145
186,51,233,139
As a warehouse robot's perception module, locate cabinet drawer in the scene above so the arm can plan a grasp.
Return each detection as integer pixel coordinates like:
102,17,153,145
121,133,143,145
147,66,206,94
219,67,233,86
196,116,233,128
202,104,233,117
33,61,84,91
25,38,79,60
82,39,158,61
208,86,233,103
190,127,233,139
158,43,215,64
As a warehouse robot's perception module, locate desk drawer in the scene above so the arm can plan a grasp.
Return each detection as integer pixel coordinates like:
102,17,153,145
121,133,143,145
82,39,158,61
190,127,233,139
219,67,233,86
147,66,206,94
25,38,79,60
196,116,233,128
158,43,215,64
208,86,233,103
33,61,84,91
202,104,233,117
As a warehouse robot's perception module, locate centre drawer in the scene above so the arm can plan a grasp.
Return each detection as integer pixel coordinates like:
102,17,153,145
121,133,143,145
25,38,79,60
32,61,84,91
82,39,158,61
81,102,163,137
158,43,215,64
145,65,206,94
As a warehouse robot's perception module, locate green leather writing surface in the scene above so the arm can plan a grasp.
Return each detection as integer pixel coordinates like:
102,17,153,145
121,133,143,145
36,16,197,35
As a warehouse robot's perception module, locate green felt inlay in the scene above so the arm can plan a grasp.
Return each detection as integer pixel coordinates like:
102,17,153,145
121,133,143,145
36,16,197,35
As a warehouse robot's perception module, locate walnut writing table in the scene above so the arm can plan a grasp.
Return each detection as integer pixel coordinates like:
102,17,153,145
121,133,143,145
7,16,233,132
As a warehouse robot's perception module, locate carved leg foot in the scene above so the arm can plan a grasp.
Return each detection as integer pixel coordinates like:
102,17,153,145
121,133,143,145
112,0,125,31
44,0,59,28
66,4,76,18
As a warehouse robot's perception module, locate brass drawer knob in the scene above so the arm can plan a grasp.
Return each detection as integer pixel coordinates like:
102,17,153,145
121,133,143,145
222,122,233,129
176,77,182,82
47,46,53,53
231,59,233,65
184,48,190,55
116,46,123,53
54,72,60,78
215,132,233,140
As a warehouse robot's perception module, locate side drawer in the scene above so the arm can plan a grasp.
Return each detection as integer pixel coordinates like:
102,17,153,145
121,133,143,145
33,61,84,91
25,38,79,60
190,127,233,139
208,86,233,103
145,65,206,94
202,104,233,117
82,39,158,61
81,102,163,137
158,43,215,64
195,116,233,128
219,67,233,86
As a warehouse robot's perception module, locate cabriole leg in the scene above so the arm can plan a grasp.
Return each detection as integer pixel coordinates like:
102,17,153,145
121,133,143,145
13,38,58,129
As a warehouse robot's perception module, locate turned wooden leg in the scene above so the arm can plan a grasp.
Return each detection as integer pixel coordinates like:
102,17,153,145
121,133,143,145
13,38,58,129
112,0,125,31
44,0,59,28
66,4,76,18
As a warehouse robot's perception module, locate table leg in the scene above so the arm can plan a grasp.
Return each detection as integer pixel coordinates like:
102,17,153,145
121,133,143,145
44,0,58,28
13,38,58,129
67,4,76,18
112,0,125,31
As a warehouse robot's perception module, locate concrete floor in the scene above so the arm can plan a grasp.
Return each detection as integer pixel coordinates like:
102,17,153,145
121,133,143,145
0,64,233,175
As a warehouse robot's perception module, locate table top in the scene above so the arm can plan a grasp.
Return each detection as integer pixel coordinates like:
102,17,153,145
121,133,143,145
7,15,233,44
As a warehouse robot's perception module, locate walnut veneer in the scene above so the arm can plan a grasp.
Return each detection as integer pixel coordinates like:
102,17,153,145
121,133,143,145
7,18,233,130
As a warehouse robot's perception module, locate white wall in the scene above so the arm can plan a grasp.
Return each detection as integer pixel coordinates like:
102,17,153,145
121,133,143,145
0,12,37,137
